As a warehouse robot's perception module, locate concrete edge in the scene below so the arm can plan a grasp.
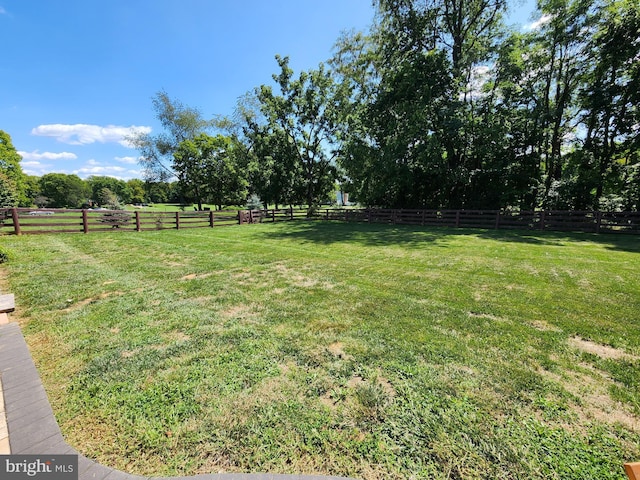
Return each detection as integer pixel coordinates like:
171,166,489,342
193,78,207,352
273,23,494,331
0,322,357,480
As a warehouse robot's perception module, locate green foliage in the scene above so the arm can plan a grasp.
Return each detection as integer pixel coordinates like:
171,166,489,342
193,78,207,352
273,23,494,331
0,172,18,207
127,179,146,204
246,193,263,210
39,173,90,208
0,244,11,263
87,176,132,206
242,56,341,210
0,130,29,206
330,0,640,211
173,133,248,210
130,91,216,182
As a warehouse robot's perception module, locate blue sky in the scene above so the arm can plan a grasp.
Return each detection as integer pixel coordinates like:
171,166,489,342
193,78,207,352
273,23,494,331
1,0,538,181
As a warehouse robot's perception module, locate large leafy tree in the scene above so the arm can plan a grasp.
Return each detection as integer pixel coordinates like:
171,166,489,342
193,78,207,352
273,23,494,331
130,91,214,182
576,0,640,209
246,56,342,210
0,130,29,206
334,0,509,208
173,133,248,210
127,179,147,204
39,173,90,208
86,176,132,206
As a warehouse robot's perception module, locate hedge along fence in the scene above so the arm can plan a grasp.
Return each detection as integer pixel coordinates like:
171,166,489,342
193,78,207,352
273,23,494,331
1,207,639,235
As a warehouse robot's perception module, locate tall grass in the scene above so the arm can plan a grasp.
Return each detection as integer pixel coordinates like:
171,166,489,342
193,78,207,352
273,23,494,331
1,222,639,479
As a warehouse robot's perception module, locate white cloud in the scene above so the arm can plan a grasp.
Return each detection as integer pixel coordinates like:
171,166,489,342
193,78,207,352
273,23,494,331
31,124,152,148
115,156,139,164
18,150,77,161
21,161,55,177
525,14,553,31
73,165,127,176
73,164,143,181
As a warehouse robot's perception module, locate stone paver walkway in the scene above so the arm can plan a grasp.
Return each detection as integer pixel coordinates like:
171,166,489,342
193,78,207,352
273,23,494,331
0,322,355,480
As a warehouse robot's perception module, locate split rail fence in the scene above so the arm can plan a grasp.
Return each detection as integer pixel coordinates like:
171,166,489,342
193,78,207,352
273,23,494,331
1,207,639,235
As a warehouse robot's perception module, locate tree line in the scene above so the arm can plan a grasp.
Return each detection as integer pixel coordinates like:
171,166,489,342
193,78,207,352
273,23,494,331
134,0,639,212
0,131,185,209
2,0,639,212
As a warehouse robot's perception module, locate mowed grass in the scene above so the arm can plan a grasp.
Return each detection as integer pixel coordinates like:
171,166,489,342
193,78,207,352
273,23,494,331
1,222,639,479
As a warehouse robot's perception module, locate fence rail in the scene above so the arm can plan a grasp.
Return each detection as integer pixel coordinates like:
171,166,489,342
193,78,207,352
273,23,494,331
0,208,242,235
1,207,639,235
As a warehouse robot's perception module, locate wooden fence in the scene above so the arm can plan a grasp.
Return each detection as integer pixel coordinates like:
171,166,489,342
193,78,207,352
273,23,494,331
1,207,639,235
243,208,640,234
0,208,241,235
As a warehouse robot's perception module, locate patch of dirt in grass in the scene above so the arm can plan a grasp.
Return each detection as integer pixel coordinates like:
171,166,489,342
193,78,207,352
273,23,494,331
319,392,337,409
62,291,125,312
530,320,563,332
468,311,506,322
273,263,334,290
347,375,366,388
219,304,260,324
347,373,395,398
181,273,212,281
162,330,191,343
377,376,396,398
328,341,350,359
569,336,639,361
540,365,639,432
192,296,214,305
165,261,186,267
159,253,187,268
473,284,490,301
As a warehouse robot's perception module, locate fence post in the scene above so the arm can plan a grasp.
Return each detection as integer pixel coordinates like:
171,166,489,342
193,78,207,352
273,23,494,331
175,212,180,229
540,211,546,231
595,211,602,234
82,209,89,233
495,211,501,230
209,210,214,228
238,211,243,225
455,210,460,228
11,208,20,235
289,207,294,220
249,210,254,224
135,211,141,231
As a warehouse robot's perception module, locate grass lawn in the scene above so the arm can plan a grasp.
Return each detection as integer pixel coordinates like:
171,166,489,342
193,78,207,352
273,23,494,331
1,222,639,479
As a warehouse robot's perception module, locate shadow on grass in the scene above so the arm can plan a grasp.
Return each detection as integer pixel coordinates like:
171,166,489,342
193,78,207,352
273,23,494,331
256,220,640,252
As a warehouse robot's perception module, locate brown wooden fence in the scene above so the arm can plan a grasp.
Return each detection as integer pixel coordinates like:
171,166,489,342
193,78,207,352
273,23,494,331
0,208,242,235
243,208,640,234
1,207,639,235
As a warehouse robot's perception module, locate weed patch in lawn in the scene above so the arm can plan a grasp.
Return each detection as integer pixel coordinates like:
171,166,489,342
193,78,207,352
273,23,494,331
1,223,639,479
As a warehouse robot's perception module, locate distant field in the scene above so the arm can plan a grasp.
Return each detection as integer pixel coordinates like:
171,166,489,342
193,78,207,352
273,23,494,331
1,222,639,479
